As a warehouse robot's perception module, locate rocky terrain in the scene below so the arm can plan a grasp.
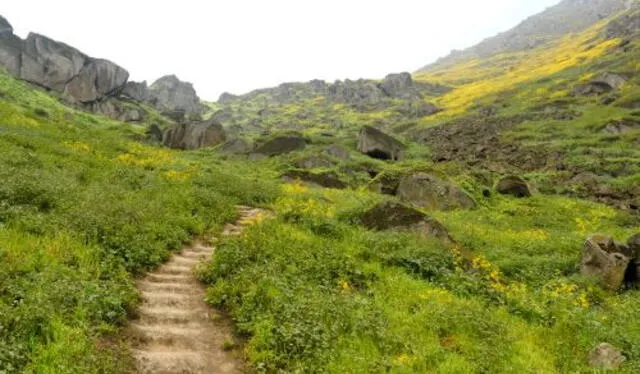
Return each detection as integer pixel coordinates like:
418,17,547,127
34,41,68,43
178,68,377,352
1,1,640,373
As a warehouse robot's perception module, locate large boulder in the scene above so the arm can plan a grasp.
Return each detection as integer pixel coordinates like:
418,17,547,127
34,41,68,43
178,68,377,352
396,173,476,211
496,176,532,198
360,201,454,244
357,126,406,161
20,33,128,103
580,234,630,291
150,75,202,115
0,21,129,104
163,118,227,150
253,134,306,156
379,72,420,99
574,73,628,97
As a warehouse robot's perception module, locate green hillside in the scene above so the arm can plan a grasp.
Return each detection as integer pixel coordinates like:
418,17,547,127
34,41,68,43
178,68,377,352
1,3,639,374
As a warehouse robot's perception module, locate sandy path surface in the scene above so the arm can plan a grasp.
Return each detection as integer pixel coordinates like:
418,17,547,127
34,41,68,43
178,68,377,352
128,206,267,374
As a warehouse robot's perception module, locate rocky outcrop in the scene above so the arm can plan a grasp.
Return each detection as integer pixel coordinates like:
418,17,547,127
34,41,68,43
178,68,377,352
323,144,351,160
358,126,406,161
579,234,634,291
220,138,252,154
396,173,476,211
0,18,129,104
122,81,152,102
588,343,626,369
379,73,420,99
496,176,532,198
282,170,347,189
150,75,202,115
253,134,306,156
360,201,454,244
606,8,640,38
163,118,227,150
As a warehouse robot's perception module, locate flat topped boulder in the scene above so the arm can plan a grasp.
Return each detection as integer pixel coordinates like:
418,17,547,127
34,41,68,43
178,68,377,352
150,75,202,115
357,126,406,161
396,173,476,211
163,118,227,150
253,134,306,156
360,201,454,243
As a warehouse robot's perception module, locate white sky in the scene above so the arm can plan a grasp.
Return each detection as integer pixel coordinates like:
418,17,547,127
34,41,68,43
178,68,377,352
3,0,560,100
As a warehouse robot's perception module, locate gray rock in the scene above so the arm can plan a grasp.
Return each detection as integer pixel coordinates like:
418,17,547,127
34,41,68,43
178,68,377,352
150,75,202,115
122,81,152,102
580,234,630,291
220,138,252,154
379,72,422,100
360,201,455,244
594,72,628,90
496,176,532,198
588,343,626,369
606,8,640,38
163,118,227,150
253,134,306,156
218,92,238,104
396,173,476,211
357,126,406,161
323,144,351,160
0,16,22,76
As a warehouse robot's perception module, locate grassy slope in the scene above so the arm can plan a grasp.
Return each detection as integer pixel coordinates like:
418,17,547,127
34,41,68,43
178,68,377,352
0,72,278,373
196,11,640,374
1,10,640,374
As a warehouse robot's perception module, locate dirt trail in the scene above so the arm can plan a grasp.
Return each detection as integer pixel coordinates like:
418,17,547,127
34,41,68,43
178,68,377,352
128,206,268,374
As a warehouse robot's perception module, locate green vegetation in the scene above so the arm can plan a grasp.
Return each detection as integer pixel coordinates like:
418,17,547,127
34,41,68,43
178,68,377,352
199,183,639,373
2,6,640,374
0,72,277,373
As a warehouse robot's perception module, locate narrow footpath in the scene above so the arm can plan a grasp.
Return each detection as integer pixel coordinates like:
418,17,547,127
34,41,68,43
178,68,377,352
128,206,267,374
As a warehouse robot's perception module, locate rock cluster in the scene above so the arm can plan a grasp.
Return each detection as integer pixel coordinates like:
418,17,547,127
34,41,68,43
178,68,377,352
0,17,128,104
217,72,445,113
0,14,203,122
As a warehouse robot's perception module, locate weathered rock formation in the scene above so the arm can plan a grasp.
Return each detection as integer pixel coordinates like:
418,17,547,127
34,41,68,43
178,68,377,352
150,75,202,116
163,118,227,150
360,201,455,244
579,234,639,291
396,173,476,211
358,126,406,161
0,17,129,104
496,176,532,198
253,134,306,156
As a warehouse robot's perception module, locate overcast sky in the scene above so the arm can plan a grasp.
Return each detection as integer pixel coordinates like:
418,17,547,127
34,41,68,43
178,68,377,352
3,0,560,100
